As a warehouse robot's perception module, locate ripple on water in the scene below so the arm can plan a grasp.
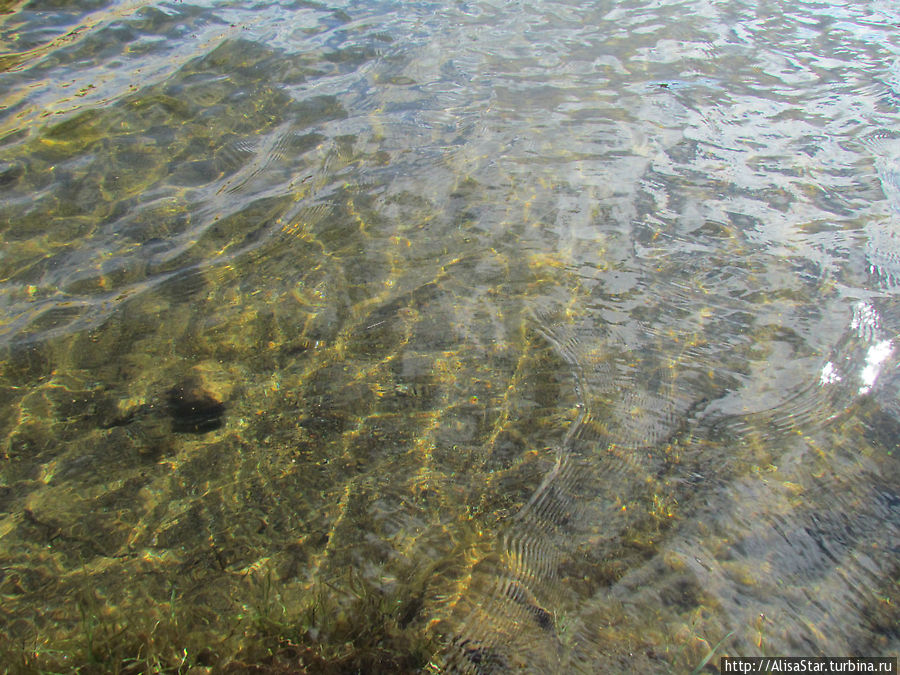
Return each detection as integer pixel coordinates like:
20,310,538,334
1,0,900,670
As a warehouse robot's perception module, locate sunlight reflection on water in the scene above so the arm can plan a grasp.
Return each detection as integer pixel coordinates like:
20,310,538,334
0,0,898,671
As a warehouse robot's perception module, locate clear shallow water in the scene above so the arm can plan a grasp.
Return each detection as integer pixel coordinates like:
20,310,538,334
1,0,899,671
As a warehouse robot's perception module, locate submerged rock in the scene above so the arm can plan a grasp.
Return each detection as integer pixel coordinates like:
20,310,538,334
166,380,225,434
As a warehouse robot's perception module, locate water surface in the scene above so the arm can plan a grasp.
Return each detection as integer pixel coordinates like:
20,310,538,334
1,0,899,671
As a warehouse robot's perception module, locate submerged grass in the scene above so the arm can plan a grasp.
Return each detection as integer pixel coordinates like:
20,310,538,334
690,630,734,675
0,569,438,674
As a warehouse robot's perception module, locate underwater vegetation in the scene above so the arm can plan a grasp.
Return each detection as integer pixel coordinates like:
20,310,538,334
1,0,899,672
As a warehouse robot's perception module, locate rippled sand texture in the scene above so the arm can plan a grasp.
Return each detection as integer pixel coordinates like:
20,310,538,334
1,0,899,672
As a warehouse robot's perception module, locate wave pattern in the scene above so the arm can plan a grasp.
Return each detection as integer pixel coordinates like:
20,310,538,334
1,0,900,670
